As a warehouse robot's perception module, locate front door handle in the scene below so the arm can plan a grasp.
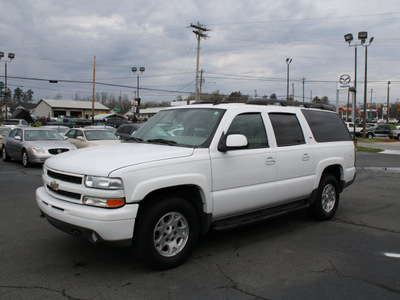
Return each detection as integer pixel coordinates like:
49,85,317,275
265,157,275,165
302,153,310,161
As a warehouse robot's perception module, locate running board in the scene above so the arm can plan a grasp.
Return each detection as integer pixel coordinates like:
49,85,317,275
211,200,310,231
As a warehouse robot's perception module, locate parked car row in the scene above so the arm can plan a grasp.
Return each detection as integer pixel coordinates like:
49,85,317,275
1,123,142,167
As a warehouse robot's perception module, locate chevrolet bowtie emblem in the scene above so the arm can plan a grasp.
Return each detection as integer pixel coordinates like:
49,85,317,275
49,180,59,191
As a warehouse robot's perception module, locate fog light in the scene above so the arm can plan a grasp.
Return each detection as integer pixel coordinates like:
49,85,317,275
83,196,125,208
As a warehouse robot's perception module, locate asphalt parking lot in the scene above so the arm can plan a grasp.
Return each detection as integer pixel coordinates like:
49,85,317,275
0,151,399,300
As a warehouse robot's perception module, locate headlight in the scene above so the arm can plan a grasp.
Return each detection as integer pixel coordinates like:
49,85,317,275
30,147,46,154
84,176,123,190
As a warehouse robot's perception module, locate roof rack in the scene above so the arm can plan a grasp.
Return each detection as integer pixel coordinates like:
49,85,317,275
246,98,335,111
192,100,219,105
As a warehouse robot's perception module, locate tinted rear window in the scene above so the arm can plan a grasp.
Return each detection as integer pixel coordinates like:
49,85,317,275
269,113,305,147
301,109,351,142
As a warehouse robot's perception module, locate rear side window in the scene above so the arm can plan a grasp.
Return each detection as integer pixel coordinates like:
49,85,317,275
301,109,351,142
269,113,305,147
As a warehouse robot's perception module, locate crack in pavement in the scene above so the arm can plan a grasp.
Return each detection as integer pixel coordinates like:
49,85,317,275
314,260,400,295
216,263,271,300
0,285,86,300
194,255,270,300
333,217,400,235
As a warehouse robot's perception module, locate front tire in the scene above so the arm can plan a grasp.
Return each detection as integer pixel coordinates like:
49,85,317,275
22,150,31,167
367,133,374,139
309,175,339,221
134,196,199,270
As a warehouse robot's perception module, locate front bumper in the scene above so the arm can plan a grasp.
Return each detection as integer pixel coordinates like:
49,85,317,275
36,187,138,244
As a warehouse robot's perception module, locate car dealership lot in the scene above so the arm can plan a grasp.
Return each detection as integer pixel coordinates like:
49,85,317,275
0,152,399,300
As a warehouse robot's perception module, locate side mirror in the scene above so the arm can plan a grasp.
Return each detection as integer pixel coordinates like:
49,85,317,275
218,134,248,152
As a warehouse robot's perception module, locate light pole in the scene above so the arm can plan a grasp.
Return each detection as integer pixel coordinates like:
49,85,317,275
359,32,374,137
286,58,292,101
344,33,363,136
131,67,145,119
0,52,15,120
387,81,390,123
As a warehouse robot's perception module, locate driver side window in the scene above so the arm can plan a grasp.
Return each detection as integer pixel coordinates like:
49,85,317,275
226,113,268,149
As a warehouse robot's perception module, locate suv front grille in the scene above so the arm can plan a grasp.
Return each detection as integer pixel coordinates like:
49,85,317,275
47,184,81,200
47,170,82,184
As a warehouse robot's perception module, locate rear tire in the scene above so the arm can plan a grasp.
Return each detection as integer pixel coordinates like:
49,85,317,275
367,133,374,139
309,175,339,221
134,196,199,270
2,147,11,162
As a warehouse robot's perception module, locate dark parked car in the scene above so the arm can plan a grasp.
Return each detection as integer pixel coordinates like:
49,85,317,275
105,117,128,128
360,124,391,138
115,124,141,140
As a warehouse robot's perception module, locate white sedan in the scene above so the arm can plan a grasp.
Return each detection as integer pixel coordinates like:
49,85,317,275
64,128,121,148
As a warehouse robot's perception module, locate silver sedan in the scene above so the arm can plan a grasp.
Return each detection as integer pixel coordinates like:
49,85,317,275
2,127,77,167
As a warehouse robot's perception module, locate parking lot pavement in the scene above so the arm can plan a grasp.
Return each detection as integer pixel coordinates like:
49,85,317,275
1,154,399,299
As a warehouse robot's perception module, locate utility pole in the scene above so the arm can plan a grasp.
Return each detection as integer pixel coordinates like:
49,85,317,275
190,23,210,102
199,69,204,99
292,83,294,103
92,56,96,124
369,88,373,119
302,78,306,102
387,81,391,123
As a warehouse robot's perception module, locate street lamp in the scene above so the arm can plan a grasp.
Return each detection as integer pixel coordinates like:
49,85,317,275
0,52,15,120
360,32,374,137
344,33,363,137
131,66,145,118
286,58,292,101
387,81,391,123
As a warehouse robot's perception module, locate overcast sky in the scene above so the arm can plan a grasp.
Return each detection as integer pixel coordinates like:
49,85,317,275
1,0,399,107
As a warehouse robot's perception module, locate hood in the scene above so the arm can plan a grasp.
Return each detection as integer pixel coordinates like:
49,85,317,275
45,143,194,176
25,140,76,150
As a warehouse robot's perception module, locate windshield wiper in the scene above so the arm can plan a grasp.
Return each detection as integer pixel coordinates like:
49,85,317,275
146,139,178,146
125,137,144,143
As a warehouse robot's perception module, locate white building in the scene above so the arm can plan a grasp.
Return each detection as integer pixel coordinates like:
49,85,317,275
32,99,110,119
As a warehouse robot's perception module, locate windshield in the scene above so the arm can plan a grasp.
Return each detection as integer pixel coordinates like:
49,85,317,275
84,130,119,141
25,130,64,141
131,108,225,147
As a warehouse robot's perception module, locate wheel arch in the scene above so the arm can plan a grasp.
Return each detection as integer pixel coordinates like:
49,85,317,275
321,165,342,191
309,163,344,205
136,185,212,234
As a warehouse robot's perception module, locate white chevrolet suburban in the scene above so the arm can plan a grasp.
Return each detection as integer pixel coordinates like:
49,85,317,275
36,99,356,269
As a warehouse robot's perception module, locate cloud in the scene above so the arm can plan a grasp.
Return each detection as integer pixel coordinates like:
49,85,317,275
0,0,399,105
